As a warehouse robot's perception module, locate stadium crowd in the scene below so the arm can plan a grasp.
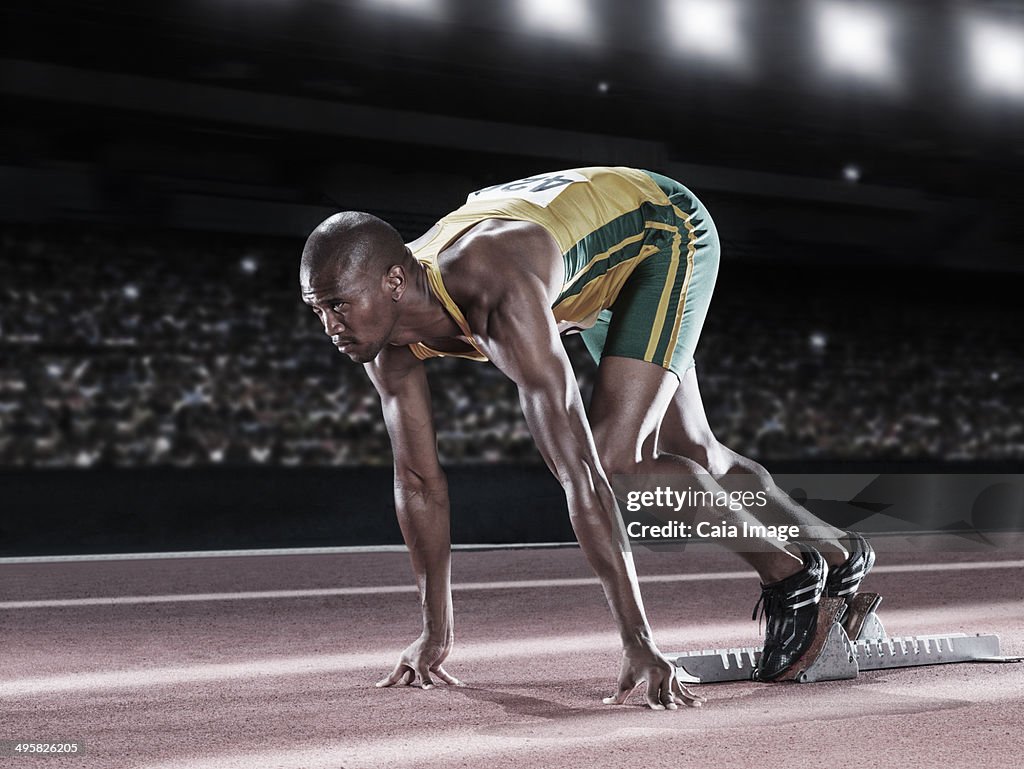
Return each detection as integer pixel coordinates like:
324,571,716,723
2,226,1022,467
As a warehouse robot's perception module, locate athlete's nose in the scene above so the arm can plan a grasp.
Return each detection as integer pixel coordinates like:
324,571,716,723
321,313,345,336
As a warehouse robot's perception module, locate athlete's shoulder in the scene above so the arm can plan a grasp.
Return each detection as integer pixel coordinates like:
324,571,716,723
440,219,561,313
445,217,537,249
442,218,553,278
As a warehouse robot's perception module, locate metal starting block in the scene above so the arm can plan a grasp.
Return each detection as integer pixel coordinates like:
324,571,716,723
669,593,1023,685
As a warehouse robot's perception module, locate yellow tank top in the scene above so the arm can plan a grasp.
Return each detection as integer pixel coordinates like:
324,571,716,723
408,166,672,362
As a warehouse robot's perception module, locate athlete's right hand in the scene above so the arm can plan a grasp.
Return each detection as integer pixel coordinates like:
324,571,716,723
375,630,464,690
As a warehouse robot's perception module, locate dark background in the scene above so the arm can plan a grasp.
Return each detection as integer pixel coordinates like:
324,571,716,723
1,0,1022,553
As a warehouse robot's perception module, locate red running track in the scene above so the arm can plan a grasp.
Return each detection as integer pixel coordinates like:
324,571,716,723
1,533,1023,769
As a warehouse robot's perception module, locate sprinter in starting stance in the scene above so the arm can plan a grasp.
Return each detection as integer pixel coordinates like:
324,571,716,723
300,167,875,709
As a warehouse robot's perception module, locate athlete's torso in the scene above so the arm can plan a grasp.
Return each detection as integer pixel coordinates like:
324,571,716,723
407,166,674,362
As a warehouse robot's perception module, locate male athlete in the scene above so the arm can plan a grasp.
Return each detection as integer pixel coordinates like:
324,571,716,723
300,167,875,709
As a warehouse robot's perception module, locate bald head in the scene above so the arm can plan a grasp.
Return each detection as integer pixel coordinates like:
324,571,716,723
299,212,414,364
300,211,407,289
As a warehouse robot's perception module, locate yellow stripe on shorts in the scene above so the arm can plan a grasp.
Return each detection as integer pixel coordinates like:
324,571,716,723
662,207,698,368
642,222,681,362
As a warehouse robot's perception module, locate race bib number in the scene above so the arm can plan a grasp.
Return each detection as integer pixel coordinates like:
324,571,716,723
466,171,588,208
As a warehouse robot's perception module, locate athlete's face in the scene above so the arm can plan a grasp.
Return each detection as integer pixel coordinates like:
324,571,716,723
301,262,396,364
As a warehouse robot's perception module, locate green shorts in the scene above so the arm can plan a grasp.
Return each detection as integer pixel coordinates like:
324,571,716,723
579,171,720,380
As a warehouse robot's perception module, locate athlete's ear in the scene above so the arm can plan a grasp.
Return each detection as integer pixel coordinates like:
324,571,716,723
384,265,406,302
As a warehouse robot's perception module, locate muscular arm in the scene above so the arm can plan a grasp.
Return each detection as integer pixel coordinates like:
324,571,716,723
365,345,453,644
474,276,656,651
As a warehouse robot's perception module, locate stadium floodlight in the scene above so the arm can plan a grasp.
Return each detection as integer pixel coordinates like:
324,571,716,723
365,0,444,20
665,0,745,65
519,0,596,42
966,17,1024,98
815,1,896,85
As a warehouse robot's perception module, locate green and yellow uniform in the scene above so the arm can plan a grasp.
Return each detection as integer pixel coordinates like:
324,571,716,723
409,167,720,378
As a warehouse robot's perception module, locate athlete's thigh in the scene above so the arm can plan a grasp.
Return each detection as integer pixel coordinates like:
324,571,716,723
657,366,724,471
588,356,679,459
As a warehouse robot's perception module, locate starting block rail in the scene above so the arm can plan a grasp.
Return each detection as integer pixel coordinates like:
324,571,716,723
669,593,1023,684
854,633,1004,670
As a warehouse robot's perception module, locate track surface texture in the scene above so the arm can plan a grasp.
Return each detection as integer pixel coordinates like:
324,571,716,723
2,534,1023,769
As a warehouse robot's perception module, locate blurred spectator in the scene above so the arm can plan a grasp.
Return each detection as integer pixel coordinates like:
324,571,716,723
1,225,1022,467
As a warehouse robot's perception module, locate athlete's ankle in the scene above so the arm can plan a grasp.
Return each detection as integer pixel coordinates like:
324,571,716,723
794,536,848,569
758,544,804,584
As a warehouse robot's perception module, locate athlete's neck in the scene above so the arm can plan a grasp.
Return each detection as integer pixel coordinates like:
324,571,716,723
388,253,461,345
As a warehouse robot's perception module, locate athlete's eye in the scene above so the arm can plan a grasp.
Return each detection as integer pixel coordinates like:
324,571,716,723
331,302,347,312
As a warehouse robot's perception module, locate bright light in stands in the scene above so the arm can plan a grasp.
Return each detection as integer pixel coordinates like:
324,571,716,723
240,256,259,274
843,164,861,182
365,0,444,20
122,284,140,300
816,2,896,85
519,0,596,42
665,0,745,65
966,18,1024,98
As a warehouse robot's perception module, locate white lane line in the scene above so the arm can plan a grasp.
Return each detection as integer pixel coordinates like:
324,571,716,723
0,542,579,564
1,560,1022,610
0,530,1006,563
0,573,749,609
3,601,1021,700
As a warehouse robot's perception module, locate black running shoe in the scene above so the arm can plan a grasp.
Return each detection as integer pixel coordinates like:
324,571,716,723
825,531,875,599
752,543,828,681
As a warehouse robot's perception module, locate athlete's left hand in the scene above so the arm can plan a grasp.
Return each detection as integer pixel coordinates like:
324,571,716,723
602,643,705,709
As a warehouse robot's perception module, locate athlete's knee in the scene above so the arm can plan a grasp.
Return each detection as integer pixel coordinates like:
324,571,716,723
592,425,650,478
659,433,733,477
720,448,772,485
594,439,638,478
666,436,767,481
